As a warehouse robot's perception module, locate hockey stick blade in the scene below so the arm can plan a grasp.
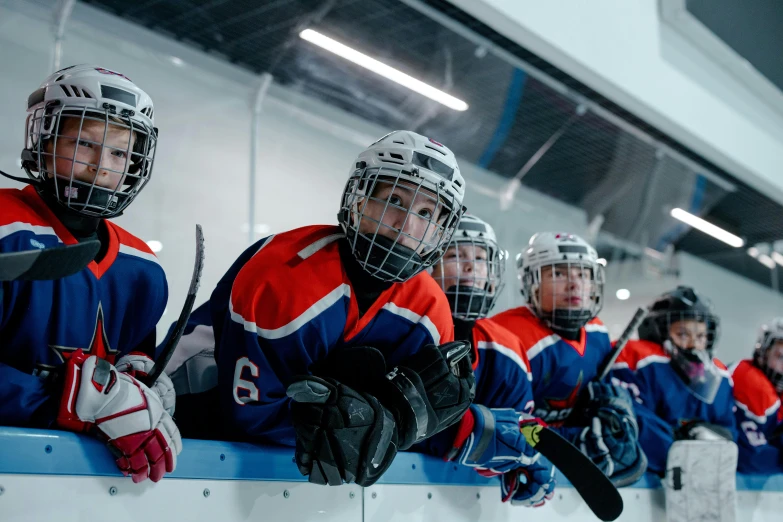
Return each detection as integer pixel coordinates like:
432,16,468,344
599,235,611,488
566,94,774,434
596,307,648,381
143,224,205,387
521,424,623,521
0,240,100,281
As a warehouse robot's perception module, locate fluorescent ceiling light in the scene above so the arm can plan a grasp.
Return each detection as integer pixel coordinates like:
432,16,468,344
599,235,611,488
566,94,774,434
758,254,776,269
596,258,607,266
747,246,759,258
616,288,630,300
299,29,468,111
772,251,783,267
670,208,744,248
146,240,162,253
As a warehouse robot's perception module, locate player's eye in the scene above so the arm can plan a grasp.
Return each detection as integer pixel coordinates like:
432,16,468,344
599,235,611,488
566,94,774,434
78,140,93,148
388,194,403,207
112,149,128,159
418,207,434,220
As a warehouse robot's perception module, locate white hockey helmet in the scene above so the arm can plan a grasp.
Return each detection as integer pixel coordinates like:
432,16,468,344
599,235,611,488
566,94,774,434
518,232,605,332
21,64,157,218
433,214,506,320
339,130,467,282
754,318,783,392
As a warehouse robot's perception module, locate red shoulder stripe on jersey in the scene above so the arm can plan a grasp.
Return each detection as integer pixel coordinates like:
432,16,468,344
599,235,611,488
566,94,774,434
474,318,532,378
491,306,590,357
231,226,351,333
731,359,780,420
613,340,669,371
346,272,452,344
0,186,76,245
491,307,557,353
0,187,57,231
377,272,453,344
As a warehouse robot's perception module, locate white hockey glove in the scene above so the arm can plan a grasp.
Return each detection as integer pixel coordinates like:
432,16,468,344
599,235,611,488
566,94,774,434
57,350,183,483
115,352,176,416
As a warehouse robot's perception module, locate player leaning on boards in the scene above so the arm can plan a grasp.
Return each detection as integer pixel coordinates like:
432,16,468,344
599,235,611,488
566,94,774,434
426,214,556,507
730,319,783,474
167,131,475,486
491,232,647,487
609,286,737,475
0,65,181,482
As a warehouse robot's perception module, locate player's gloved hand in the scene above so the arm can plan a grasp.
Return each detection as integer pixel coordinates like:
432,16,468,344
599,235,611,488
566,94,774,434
500,457,556,507
447,405,540,473
580,381,636,420
56,350,182,483
388,341,476,448
311,342,475,450
674,420,734,441
115,352,176,416
286,375,397,487
578,407,647,486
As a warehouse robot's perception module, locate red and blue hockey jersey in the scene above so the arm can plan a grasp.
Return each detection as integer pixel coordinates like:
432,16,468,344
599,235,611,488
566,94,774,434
491,306,612,437
730,359,783,474
0,185,168,427
609,340,737,474
470,318,534,414
211,225,455,446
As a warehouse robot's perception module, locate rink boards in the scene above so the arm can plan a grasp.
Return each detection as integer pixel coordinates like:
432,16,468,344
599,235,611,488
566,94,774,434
1,427,782,522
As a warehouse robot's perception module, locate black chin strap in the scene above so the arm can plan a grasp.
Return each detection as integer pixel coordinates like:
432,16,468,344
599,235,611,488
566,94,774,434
0,167,39,187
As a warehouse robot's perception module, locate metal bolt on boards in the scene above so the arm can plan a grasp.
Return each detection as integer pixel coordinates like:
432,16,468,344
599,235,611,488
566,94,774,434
349,491,355,499
283,490,290,499
372,492,377,499
108,486,117,496
203,488,210,498
0,485,5,496
476,492,480,499
427,492,432,500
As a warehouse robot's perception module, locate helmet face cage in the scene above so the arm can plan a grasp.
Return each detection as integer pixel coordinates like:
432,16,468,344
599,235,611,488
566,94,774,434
340,165,464,282
523,260,605,333
653,309,720,353
25,104,156,218
665,338,722,404
754,321,783,392
433,234,506,320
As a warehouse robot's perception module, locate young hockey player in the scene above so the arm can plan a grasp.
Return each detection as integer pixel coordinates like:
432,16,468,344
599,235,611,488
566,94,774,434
609,286,736,475
175,131,476,487
730,319,783,474
0,65,181,483
428,214,555,507
492,232,646,486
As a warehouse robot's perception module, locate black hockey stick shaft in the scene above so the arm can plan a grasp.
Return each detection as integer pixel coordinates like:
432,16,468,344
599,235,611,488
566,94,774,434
0,240,100,281
521,424,623,521
596,307,648,382
143,225,204,387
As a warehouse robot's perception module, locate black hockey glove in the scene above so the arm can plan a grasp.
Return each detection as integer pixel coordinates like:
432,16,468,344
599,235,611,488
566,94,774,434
312,342,476,450
571,381,636,424
574,382,647,486
287,375,397,487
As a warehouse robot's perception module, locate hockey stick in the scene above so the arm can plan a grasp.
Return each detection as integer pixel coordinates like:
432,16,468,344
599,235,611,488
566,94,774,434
521,423,623,521
0,240,100,281
143,224,205,387
596,307,648,381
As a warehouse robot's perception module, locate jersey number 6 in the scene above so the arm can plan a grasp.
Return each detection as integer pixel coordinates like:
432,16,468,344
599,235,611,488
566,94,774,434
233,357,259,405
